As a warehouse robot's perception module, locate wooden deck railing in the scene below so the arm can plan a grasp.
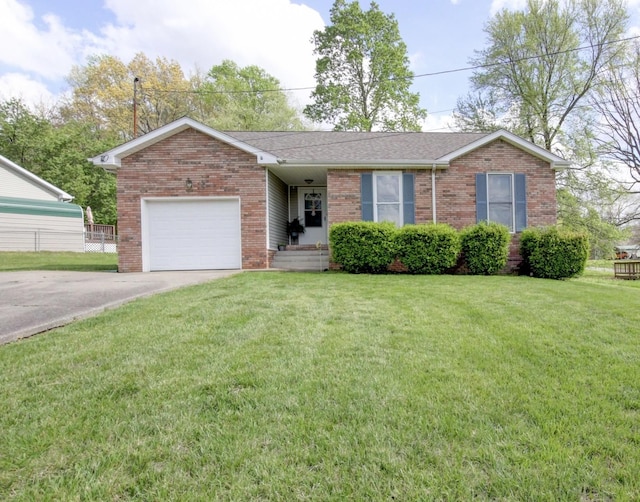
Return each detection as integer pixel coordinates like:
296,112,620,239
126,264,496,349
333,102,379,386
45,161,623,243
84,224,116,241
614,260,640,280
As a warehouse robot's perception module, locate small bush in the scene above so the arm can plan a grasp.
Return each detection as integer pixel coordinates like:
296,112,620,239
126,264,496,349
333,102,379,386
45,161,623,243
330,222,397,273
395,224,460,274
518,226,542,276
520,226,589,279
460,222,511,275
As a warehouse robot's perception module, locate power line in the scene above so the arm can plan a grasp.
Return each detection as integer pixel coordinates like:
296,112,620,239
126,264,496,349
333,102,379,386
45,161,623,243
411,34,640,79
137,34,640,98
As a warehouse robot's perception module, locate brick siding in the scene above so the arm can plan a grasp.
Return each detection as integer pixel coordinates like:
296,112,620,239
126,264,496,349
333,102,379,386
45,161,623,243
327,139,557,271
116,129,267,272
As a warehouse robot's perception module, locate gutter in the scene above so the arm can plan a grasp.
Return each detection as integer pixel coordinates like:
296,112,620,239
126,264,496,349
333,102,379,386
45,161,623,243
272,159,450,169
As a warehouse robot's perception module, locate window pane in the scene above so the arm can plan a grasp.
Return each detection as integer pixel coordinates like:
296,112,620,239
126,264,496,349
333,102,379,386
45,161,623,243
376,175,400,203
488,174,512,203
377,204,401,226
304,193,322,227
304,210,322,227
489,203,513,229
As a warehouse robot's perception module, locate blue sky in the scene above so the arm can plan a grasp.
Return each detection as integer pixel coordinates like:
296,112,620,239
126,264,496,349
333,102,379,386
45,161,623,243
1,0,639,131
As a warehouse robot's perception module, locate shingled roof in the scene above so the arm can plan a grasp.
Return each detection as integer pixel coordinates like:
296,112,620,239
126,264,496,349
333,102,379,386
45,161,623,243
91,117,571,171
225,130,487,163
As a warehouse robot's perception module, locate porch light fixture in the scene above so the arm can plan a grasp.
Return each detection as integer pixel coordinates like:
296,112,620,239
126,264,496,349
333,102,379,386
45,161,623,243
185,177,193,191
304,179,313,184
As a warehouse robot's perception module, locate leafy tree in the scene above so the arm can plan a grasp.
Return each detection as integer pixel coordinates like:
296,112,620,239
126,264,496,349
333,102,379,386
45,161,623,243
453,92,503,134
61,53,197,141
0,98,51,167
0,98,117,224
452,0,631,254
198,60,304,130
454,0,628,152
557,187,629,259
591,41,640,184
304,0,426,131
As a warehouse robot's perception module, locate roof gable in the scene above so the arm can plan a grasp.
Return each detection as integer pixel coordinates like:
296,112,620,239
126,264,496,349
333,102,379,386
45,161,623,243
90,117,279,171
0,155,74,201
436,129,571,168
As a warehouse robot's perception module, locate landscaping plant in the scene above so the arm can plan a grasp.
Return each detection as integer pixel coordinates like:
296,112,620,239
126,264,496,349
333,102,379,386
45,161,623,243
520,226,589,279
329,221,397,273
395,223,460,274
460,221,510,275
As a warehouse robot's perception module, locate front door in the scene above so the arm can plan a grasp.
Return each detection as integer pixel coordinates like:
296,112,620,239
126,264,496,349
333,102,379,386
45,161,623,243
298,188,327,245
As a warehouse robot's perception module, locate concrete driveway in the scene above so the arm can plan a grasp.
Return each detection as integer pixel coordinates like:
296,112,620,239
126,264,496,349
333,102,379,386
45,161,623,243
0,269,239,345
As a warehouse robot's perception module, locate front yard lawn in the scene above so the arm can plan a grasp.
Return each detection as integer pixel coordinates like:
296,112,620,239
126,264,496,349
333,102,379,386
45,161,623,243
1,272,639,500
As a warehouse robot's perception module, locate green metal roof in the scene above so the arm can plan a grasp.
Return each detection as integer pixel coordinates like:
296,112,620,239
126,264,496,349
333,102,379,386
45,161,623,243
0,196,83,219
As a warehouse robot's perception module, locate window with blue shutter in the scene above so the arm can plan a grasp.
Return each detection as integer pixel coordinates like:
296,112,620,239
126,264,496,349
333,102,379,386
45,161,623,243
476,173,527,232
360,172,415,225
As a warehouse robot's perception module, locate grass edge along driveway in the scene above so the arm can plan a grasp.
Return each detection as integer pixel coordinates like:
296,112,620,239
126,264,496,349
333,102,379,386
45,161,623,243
1,272,639,500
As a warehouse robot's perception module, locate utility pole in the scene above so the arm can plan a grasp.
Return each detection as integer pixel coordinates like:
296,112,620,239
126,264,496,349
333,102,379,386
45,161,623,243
133,77,140,138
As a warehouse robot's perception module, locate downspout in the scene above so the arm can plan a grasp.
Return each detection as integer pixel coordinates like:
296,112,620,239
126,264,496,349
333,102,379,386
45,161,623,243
265,168,270,265
287,185,291,245
431,164,437,223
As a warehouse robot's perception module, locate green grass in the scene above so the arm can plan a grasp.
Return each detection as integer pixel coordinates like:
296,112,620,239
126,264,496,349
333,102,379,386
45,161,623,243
583,260,640,290
1,272,640,500
0,251,117,271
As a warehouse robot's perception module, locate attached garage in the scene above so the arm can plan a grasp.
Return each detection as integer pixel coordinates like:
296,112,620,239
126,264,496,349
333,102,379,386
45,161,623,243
141,197,241,272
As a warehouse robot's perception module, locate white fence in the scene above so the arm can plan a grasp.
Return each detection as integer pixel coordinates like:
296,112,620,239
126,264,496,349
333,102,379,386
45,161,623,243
0,228,117,253
85,231,118,253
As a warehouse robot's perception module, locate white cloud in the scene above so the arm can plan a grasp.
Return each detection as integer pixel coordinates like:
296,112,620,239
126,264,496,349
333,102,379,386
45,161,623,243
0,0,325,106
0,73,55,108
92,0,324,96
422,112,455,133
0,0,85,79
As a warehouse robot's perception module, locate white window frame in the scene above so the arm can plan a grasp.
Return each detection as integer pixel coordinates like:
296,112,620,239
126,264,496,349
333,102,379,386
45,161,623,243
373,172,403,226
486,173,515,233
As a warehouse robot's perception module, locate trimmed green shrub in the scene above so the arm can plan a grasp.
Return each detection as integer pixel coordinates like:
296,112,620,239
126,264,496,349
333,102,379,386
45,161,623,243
520,226,589,279
395,224,460,274
519,226,542,276
460,221,511,275
329,222,397,273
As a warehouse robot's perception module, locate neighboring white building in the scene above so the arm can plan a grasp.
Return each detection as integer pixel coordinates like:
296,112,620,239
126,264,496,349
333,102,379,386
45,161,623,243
0,155,85,252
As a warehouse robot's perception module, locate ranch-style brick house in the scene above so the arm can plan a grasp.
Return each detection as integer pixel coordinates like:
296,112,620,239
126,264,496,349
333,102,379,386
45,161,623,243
91,117,570,273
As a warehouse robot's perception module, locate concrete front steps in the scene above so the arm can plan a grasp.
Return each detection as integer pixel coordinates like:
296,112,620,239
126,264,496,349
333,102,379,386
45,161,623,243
271,247,330,271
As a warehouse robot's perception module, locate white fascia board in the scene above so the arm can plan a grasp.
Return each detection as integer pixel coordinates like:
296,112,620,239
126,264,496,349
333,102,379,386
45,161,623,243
437,129,572,169
274,160,450,169
0,154,74,201
90,117,279,170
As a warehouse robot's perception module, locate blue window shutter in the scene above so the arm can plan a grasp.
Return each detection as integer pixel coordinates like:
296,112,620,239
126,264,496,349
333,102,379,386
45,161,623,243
361,173,373,221
403,173,415,225
476,173,488,223
515,173,527,231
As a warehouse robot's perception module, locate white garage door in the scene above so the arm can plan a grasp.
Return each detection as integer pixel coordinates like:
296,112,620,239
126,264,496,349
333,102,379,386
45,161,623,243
145,198,241,271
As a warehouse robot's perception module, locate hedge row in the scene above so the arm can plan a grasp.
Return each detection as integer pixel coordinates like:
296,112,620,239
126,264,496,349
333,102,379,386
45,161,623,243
329,222,589,279
329,221,510,275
